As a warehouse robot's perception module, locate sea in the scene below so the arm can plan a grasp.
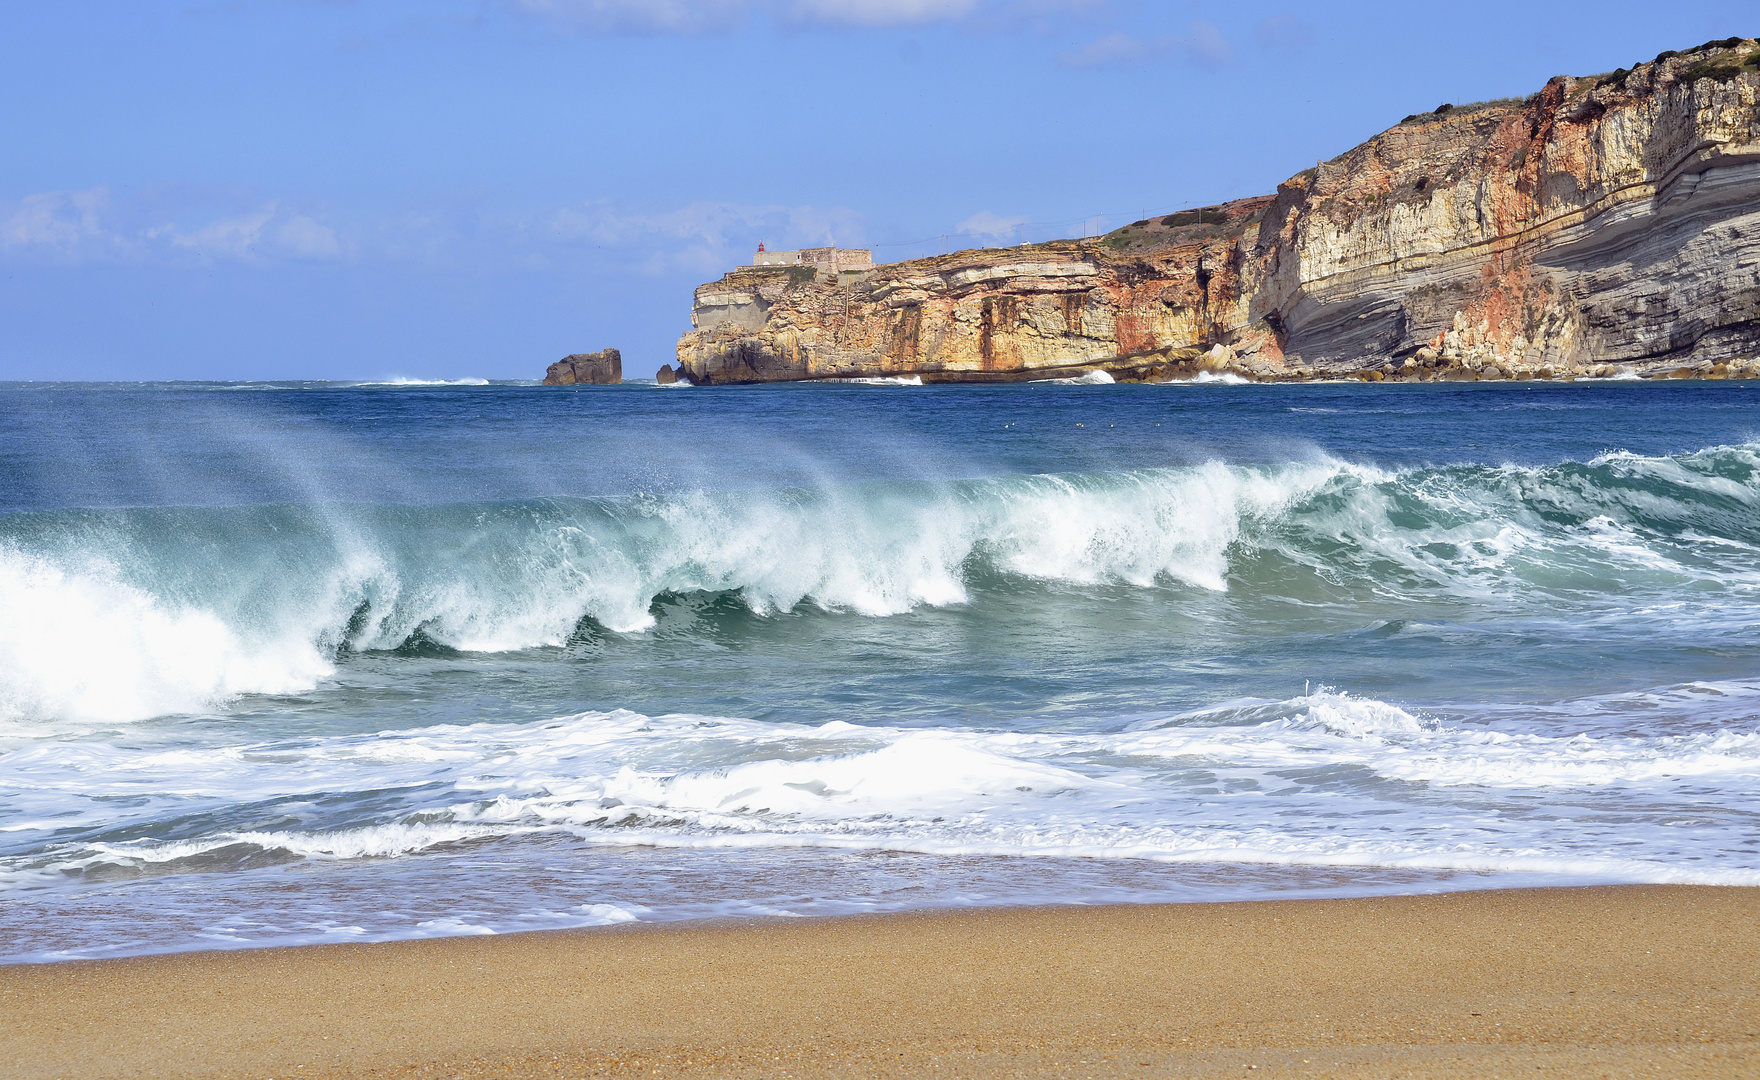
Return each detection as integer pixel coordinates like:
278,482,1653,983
2,376,1758,963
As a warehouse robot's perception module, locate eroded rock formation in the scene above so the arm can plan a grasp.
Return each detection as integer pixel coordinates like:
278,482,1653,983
544,349,622,386
677,39,1760,383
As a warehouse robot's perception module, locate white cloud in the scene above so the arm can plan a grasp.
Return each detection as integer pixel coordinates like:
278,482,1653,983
956,210,1028,238
2,185,853,277
1254,12,1310,54
1,188,350,264
511,0,1086,34
1058,20,1233,68
158,205,279,259
276,215,346,258
1058,30,1157,66
149,201,351,261
775,0,981,27
508,0,750,34
1181,20,1231,65
548,199,866,274
1,187,114,255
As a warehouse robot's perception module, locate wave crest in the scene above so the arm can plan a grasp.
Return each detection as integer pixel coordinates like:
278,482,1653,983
4,443,1760,723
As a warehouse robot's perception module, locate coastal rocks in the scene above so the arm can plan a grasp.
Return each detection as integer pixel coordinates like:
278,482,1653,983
655,364,679,385
543,349,622,386
676,38,1760,384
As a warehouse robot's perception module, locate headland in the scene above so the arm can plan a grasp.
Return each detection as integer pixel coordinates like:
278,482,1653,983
676,38,1760,385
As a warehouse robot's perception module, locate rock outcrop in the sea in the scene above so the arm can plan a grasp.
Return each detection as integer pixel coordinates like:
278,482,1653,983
543,349,622,385
677,38,1760,383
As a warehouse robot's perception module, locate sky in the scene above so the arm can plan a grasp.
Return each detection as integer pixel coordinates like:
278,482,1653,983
1,1,1752,382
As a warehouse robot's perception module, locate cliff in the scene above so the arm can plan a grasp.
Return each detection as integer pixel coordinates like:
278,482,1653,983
677,38,1760,384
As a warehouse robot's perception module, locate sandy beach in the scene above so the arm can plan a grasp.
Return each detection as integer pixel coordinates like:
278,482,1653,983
2,884,1755,1079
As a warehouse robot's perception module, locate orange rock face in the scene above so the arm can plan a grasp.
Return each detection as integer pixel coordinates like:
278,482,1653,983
678,39,1760,384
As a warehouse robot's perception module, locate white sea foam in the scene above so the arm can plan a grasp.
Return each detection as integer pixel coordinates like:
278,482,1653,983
1162,371,1251,385
7,688,1757,896
5,444,1760,726
352,377,491,387
1031,370,1116,385
832,376,924,386
0,548,335,727
0,460,1369,724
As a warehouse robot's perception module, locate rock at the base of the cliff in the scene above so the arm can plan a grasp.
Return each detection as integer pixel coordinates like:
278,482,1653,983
544,349,622,385
655,364,677,385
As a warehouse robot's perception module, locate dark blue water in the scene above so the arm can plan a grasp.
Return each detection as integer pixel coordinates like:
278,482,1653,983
2,378,1758,962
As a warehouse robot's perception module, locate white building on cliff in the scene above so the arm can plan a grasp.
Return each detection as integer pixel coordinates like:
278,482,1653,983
753,243,872,278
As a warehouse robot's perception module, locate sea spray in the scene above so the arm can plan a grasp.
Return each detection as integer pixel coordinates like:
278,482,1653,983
6,445,1760,724
0,460,1352,723
6,382,1760,961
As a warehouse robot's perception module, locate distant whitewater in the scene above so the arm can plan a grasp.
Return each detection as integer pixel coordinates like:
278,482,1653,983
2,378,1758,962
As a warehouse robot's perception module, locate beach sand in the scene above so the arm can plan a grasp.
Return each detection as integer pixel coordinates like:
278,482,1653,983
3,885,1756,1079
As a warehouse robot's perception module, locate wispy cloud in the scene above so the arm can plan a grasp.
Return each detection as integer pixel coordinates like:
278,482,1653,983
510,0,1089,34
2,183,862,277
508,0,750,35
1,188,118,256
547,199,866,274
1254,12,1310,54
274,214,347,258
1,187,349,264
777,0,984,27
956,210,1028,239
1058,20,1233,68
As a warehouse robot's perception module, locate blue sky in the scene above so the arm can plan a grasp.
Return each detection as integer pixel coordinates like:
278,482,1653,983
2,1,1751,381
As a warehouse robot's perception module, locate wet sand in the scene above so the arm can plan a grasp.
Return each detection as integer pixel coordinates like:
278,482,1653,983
3,885,1756,1079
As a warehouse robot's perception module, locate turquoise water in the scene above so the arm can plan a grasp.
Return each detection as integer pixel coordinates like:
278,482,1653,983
2,378,1758,961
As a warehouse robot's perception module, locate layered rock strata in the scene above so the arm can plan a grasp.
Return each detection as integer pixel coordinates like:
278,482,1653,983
543,348,622,386
677,39,1760,383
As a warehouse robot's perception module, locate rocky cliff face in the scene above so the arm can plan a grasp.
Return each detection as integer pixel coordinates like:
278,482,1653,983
677,39,1760,384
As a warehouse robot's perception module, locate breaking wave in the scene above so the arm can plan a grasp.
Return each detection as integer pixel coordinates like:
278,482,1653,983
1032,370,1116,385
3,443,1760,724
350,377,491,387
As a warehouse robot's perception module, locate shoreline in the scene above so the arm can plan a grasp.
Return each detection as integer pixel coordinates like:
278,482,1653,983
6,884,1755,1079
652,365,1757,387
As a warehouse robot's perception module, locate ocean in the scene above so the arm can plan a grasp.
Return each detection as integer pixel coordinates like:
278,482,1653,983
2,377,1758,963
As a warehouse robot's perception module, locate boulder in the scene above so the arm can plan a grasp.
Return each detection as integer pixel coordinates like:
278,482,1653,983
544,349,622,386
655,364,678,385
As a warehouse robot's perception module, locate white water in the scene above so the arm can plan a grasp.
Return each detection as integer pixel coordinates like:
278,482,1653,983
351,377,491,387
1032,370,1116,385
0,460,1357,725
1163,371,1252,385
6,384,1760,962
8,445,1760,728
5,687,1757,904
0,547,335,727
